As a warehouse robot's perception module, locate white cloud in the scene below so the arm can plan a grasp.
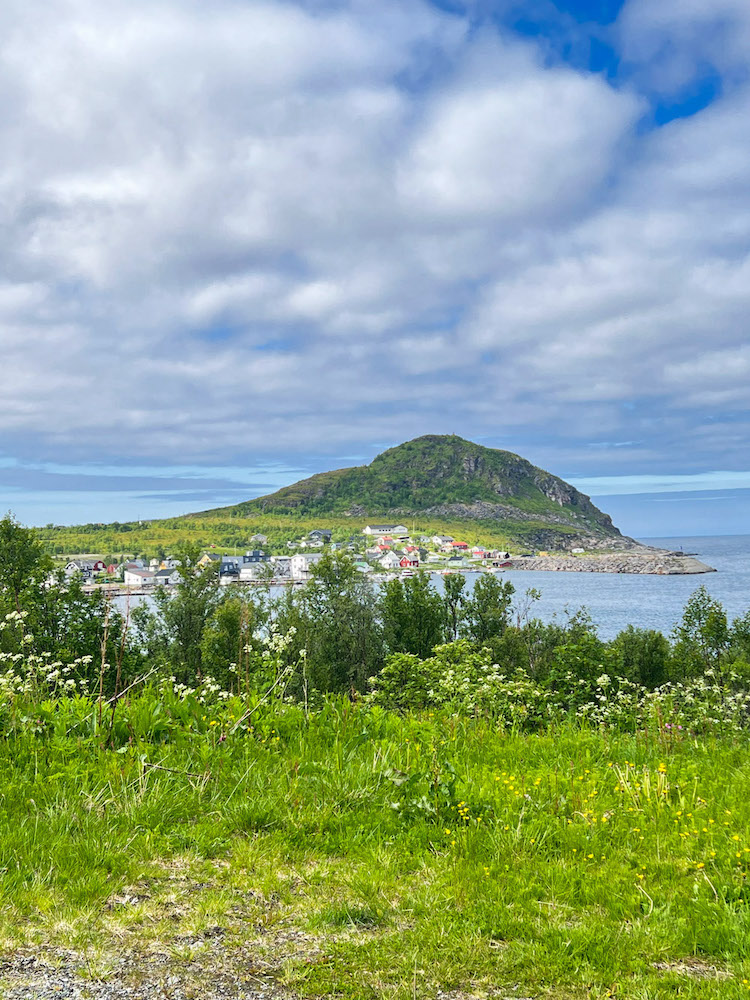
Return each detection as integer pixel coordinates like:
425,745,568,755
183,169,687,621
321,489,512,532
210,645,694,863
618,0,750,93
0,0,748,505
398,46,641,221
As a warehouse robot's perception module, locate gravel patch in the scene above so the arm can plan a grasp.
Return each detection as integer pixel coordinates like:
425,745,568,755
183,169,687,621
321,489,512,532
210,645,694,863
0,952,294,1000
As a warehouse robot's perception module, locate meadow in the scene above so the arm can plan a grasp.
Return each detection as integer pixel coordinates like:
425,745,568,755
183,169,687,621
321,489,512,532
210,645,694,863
2,685,750,999
3,519,750,997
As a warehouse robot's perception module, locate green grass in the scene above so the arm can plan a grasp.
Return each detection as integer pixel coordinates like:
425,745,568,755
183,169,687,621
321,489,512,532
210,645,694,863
2,698,750,997
36,513,528,562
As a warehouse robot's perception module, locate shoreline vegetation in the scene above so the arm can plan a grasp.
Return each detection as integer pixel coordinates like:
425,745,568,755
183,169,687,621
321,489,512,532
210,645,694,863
2,514,749,997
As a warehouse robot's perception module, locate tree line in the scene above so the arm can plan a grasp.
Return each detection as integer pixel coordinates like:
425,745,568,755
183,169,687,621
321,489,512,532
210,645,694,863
1,515,749,706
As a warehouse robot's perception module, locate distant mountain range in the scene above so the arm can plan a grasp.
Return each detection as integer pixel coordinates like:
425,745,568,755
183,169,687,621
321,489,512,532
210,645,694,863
201,435,630,550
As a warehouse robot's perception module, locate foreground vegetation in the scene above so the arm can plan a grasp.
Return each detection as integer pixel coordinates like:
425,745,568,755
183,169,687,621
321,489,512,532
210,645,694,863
3,514,750,996
2,687,750,998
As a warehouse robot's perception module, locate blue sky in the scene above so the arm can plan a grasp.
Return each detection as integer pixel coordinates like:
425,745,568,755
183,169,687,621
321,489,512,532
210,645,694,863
1,0,749,537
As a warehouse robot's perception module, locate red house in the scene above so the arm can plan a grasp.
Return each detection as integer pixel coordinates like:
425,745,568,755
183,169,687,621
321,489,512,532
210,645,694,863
451,541,468,551
400,556,419,568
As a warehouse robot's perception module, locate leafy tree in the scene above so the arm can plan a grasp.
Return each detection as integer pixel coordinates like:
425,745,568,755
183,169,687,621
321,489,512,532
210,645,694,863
547,632,615,705
275,553,383,694
462,574,514,646
443,573,467,641
19,574,139,692
379,572,445,658
132,544,223,683
200,593,269,691
367,651,435,711
0,513,49,610
729,609,750,663
611,625,671,688
671,586,729,678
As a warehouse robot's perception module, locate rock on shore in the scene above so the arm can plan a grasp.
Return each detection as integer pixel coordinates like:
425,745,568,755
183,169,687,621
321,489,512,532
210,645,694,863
508,550,716,575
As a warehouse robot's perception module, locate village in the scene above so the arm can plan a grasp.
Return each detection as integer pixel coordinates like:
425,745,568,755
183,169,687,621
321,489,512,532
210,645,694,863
60,523,520,591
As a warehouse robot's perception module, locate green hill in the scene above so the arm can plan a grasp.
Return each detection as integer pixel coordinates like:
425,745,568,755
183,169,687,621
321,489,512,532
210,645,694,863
200,435,626,549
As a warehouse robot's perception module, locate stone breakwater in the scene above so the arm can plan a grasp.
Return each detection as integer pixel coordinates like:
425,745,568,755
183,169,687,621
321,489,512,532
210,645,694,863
508,550,716,575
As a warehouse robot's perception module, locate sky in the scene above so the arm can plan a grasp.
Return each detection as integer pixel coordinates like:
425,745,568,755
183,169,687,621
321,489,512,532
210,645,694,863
1,0,749,537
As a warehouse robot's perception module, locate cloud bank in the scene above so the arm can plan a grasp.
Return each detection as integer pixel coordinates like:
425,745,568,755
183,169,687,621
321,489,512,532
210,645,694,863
1,0,749,524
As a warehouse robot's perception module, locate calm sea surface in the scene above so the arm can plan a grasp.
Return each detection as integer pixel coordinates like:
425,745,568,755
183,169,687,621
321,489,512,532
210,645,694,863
474,534,750,640
115,535,750,642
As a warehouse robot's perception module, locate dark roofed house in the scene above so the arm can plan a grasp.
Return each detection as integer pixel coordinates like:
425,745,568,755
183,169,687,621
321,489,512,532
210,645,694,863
308,529,332,542
220,556,241,580
243,550,269,564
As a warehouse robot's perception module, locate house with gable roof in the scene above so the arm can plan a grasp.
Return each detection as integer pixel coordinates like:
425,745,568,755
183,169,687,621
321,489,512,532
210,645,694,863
363,524,408,538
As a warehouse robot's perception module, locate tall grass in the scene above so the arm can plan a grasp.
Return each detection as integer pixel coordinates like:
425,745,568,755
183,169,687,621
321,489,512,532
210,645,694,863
1,690,750,997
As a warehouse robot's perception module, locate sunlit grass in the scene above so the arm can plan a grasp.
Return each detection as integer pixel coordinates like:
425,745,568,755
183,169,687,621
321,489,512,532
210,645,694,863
1,699,750,997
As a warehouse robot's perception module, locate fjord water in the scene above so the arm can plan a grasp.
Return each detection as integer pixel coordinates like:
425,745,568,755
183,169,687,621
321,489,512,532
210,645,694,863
118,536,749,642
475,534,750,640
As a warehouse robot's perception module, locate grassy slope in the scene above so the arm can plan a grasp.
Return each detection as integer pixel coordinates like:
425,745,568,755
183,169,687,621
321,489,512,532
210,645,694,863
37,512,576,561
2,700,750,998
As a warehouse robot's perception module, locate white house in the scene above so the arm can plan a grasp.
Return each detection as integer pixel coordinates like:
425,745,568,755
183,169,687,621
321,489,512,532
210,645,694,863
154,568,181,586
239,562,270,582
64,559,106,579
250,533,268,544
363,524,408,537
123,568,156,587
64,560,88,579
291,552,324,581
379,551,402,570
270,555,292,578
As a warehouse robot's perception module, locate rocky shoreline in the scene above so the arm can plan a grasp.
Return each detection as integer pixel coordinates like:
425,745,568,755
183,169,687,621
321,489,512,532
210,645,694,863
507,549,716,575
